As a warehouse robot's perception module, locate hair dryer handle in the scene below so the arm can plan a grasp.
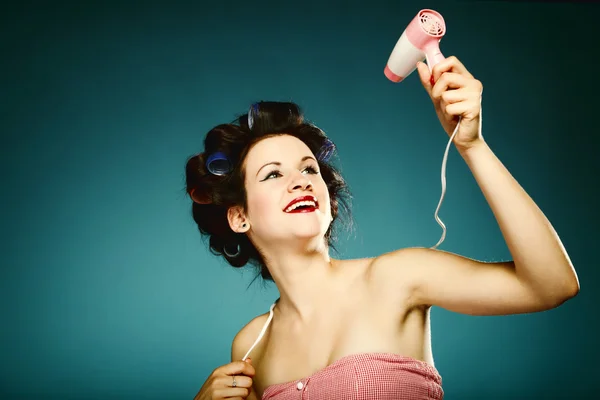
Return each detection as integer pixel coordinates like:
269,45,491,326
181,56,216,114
425,46,445,85
425,51,445,70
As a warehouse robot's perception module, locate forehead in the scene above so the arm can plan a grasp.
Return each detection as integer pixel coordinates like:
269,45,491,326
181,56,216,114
245,135,314,170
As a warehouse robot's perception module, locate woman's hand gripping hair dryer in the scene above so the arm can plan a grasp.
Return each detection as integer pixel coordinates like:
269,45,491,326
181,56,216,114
384,9,464,250
384,9,446,83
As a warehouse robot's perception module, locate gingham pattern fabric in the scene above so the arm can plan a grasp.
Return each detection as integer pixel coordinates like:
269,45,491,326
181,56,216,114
246,303,444,400
261,352,443,400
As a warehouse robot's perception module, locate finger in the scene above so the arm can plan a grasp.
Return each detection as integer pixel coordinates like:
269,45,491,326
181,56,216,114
441,88,472,104
220,375,253,389
212,387,249,399
431,56,474,84
226,388,249,398
217,361,256,377
431,73,472,101
416,61,433,96
444,100,478,117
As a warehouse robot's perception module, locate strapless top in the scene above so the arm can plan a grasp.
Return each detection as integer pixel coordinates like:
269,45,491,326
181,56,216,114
261,352,443,400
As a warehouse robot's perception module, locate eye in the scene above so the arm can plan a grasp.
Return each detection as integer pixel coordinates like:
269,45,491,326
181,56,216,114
260,165,319,182
262,170,282,181
303,165,319,175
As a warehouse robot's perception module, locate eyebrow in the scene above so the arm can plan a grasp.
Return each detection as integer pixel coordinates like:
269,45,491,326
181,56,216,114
256,156,316,177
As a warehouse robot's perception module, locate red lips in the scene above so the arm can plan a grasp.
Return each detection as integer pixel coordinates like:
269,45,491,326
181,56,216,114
283,195,318,213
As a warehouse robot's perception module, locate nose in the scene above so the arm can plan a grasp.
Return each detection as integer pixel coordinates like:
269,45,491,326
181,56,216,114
288,171,312,192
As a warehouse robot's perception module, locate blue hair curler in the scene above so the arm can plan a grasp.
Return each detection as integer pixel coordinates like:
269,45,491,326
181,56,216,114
316,138,335,162
248,103,259,130
206,151,232,175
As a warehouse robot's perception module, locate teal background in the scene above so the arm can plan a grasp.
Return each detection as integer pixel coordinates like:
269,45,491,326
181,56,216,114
1,0,598,398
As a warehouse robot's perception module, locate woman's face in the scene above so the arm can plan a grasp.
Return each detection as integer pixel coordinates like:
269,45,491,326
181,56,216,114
240,134,332,246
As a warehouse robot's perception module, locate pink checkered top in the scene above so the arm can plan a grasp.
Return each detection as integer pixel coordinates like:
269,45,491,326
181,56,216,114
242,303,444,400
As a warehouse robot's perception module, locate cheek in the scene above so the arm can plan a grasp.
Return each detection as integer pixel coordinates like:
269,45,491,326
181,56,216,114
317,181,331,210
248,191,279,220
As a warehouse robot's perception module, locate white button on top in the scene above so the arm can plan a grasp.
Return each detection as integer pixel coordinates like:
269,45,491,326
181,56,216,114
296,381,304,390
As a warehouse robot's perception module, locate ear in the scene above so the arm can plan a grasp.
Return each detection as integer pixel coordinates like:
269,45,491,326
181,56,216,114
227,205,250,233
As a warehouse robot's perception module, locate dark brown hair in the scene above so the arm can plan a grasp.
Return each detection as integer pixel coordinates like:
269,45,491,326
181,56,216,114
185,101,352,283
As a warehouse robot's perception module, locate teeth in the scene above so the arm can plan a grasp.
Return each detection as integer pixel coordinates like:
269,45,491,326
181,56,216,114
285,200,316,212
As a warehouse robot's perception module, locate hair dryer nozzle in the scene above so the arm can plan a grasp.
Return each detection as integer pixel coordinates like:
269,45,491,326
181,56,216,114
416,9,445,39
384,9,447,83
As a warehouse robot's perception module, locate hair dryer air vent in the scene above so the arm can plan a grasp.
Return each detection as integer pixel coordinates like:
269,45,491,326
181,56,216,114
419,10,445,37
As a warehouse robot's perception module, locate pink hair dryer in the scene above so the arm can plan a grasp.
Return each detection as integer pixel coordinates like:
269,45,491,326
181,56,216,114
384,9,447,83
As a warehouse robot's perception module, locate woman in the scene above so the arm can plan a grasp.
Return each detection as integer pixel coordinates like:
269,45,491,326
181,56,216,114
188,57,579,400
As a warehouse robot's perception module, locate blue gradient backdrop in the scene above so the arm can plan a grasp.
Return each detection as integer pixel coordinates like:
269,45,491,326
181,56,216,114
1,0,598,399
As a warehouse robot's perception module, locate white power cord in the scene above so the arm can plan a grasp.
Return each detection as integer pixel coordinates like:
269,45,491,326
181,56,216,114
429,107,481,250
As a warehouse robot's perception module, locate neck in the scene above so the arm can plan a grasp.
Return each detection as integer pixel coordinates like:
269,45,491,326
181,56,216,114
260,241,339,323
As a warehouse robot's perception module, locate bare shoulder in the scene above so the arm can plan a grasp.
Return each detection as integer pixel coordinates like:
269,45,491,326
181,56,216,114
231,308,272,362
228,310,272,400
368,246,439,277
364,247,425,306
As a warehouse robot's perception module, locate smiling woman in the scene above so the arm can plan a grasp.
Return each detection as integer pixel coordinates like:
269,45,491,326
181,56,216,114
185,80,578,400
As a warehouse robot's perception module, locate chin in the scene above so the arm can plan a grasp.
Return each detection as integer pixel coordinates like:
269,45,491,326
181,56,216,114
287,221,325,240
291,227,324,241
